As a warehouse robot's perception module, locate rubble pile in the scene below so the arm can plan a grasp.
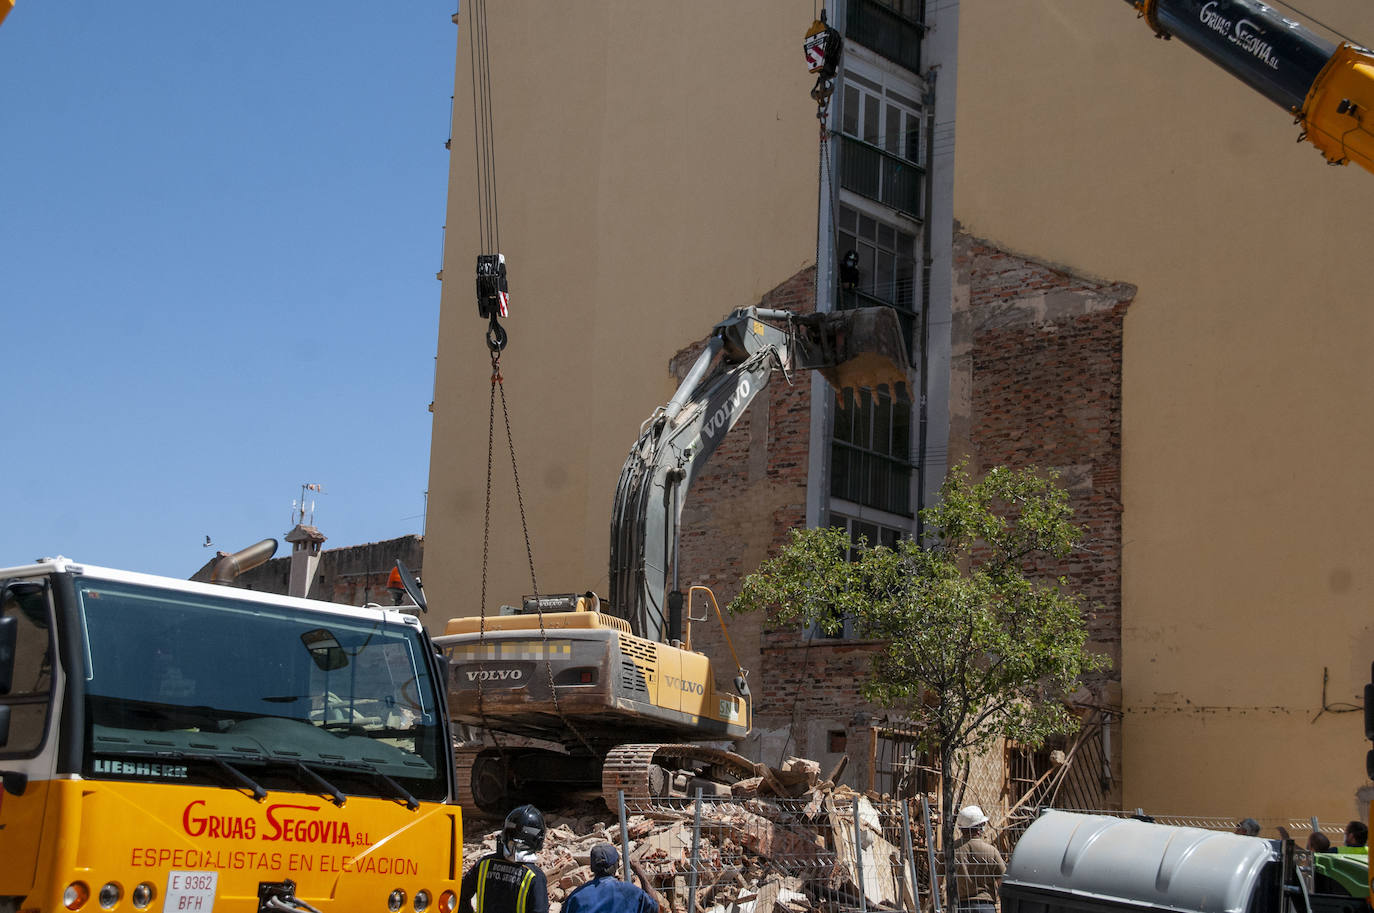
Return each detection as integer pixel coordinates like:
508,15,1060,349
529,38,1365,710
461,758,931,913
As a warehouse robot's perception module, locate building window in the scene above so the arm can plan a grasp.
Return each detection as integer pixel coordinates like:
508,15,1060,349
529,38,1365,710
831,386,913,517
872,721,934,799
837,204,918,344
838,75,924,216
845,0,925,73
841,76,923,166
810,512,907,639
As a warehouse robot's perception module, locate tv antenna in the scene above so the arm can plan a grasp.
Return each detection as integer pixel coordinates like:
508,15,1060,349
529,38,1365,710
292,482,325,526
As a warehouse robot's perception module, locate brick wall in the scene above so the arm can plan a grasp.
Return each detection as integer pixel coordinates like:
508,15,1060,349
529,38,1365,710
951,231,1134,688
634,235,1135,795
675,266,892,785
949,231,1134,807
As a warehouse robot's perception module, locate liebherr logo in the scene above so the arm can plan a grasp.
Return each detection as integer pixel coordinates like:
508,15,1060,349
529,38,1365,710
702,379,752,443
466,669,522,682
665,676,705,695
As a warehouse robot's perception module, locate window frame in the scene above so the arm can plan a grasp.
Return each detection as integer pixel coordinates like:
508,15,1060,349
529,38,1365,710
807,512,909,640
0,580,57,760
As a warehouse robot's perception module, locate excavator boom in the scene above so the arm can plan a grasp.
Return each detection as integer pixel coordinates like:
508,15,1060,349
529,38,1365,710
608,305,909,643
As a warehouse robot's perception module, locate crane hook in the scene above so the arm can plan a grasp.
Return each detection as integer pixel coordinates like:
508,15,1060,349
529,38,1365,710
487,313,508,352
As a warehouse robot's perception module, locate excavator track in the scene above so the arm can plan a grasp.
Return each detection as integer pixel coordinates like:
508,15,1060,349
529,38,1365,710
602,743,759,815
453,745,488,818
454,744,518,819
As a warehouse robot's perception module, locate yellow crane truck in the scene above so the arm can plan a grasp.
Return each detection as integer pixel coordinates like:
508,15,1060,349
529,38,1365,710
0,557,460,913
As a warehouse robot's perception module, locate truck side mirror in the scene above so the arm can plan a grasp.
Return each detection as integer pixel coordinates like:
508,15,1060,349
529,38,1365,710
0,615,16,696
0,704,10,748
394,561,427,615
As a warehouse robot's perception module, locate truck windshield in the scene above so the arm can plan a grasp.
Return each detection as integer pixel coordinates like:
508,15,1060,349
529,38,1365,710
76,578,445,802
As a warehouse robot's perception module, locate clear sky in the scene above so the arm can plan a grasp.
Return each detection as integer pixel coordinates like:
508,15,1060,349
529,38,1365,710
1,3,456,577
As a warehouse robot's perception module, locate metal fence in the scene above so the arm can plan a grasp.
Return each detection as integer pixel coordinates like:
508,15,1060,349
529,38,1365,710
615,790,940,913
609,790,1355,913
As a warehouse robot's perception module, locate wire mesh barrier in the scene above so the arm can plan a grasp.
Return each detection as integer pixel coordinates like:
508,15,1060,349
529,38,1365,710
616,791,942,913
609,790,1358,913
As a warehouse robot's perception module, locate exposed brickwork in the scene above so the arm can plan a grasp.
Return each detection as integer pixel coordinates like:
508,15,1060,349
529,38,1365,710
642,237,1133,792
675,267,891,785
952,232,1134,690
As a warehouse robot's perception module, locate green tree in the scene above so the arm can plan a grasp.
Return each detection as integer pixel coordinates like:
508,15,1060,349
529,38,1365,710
730,463,1108,909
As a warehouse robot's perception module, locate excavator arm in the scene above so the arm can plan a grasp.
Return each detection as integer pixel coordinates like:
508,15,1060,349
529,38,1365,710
1127,0,1374,174
607,305,909,644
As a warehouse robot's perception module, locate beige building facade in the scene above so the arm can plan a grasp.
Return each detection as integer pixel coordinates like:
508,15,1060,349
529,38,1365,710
428,3,834,614
955,2,1374,823
427,0,964,796
427,0,1374,823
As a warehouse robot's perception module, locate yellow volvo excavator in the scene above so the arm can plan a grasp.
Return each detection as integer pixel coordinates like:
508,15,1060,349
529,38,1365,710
433,305,909,815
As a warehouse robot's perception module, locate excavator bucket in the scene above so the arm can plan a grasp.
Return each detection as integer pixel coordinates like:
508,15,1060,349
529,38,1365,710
792,307,911,394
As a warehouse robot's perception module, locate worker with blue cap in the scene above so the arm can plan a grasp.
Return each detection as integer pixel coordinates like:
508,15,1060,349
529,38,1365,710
563,843,657,913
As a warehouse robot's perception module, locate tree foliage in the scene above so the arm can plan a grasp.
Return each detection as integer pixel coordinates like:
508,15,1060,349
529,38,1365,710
730,462,1109,905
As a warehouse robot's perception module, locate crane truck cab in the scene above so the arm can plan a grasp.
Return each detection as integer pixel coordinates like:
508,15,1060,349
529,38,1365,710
0,557,460,913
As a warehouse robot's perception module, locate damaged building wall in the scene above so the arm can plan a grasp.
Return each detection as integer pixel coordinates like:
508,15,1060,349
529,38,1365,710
680,239,1132,812
950,229,1133,810
956,1,1374,826
676,267,894,792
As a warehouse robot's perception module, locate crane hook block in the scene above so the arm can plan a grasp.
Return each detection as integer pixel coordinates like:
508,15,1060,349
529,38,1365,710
476,253,509,320
804,13,842,79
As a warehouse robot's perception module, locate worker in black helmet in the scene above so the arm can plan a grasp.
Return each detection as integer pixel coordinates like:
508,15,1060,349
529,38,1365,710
459,805,549,913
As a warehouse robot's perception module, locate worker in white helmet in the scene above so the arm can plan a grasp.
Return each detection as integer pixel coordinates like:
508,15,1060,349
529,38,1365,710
954,805,1005,913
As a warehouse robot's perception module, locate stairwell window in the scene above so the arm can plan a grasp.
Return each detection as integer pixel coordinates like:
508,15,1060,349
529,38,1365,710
810,514,906,639
837,204,918,340
831,384,913,517
845,0,925,74
838,72,925,217
841,78,923,167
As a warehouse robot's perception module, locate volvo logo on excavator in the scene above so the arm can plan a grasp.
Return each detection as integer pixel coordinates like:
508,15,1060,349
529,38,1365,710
665,675,705,694
701,379,752,444
466,669,522,683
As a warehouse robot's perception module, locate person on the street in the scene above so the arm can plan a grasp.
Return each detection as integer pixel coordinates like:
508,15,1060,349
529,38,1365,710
563,843,658,913
954,805,1005,913
459,805,550,913
1344,820,1368,848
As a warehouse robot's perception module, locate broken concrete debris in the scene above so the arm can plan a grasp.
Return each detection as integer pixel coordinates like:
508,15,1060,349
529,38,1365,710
461,757,928,913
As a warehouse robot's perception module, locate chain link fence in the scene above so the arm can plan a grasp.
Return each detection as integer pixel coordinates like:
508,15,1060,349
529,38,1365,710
613,790,945,913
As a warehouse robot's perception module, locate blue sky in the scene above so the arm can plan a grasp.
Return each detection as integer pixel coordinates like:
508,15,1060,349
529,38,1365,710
1,3,456,577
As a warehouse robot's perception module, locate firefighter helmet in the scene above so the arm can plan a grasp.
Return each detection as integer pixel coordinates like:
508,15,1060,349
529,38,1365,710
502,804,546,853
